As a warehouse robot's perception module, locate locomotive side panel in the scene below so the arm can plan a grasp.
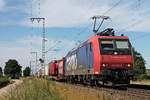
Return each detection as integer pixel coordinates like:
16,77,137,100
76,45,88,75
90,36,102,75
65,42,94,76
77,42,94,75
65,51,78,75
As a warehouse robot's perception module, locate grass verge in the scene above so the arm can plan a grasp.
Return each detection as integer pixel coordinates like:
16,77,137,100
7,78,111,100
131,79,150,85
8,78,61,100
52,82,108,100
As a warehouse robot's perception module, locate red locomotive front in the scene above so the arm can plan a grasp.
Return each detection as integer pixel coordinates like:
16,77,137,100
91,29,134,85
100,36,133,70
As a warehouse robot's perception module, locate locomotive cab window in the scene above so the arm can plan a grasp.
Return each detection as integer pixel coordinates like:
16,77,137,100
100,39,115,55
115,40,131,55
116,40,129,49
101,40,114,50
99,39,131,55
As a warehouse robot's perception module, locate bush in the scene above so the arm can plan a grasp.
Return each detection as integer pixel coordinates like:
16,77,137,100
0,77,9,87
4,59,22,79
139,74,150,80
23,67,31,77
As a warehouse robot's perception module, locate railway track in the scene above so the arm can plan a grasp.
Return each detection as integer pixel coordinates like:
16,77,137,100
56,81,150,100
98,85,150,100
126,84,150,99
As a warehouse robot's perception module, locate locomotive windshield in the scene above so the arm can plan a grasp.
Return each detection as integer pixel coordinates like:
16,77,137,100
101,40,114,50
100,39,131,55
116,40,129,49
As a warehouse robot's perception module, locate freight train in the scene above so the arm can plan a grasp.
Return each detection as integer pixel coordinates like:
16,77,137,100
48,28,134,86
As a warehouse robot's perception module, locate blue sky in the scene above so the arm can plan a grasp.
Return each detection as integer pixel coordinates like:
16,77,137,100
0,0,150,69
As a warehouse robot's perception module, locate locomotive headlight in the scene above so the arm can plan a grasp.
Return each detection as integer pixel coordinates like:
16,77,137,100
126,64,131,67
102,63,108,68
102,64,106,67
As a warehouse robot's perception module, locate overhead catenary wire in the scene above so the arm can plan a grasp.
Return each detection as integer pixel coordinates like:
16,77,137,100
132,31,150,41
76,0,123,35
118,14,150,35
70,0,98,36
38,0,41,16
117,17,150,43
45,41,61,54
103,0,122,15
117,0,147,34
74,0,123,45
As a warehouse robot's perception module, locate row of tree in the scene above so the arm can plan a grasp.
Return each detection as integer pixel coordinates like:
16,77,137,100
0,67,2,77
0,59,31,78
133,48,146,75
132,48,150,79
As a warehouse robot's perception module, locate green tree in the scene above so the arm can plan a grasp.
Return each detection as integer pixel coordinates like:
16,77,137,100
4,59,22,79
133,48,146,78
23,67,31,77
0,67,2,77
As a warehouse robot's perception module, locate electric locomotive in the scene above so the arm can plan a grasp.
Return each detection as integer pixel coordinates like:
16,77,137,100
64,28,134,86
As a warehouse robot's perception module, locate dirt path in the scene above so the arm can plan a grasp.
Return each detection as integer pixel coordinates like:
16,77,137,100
0,80,23,100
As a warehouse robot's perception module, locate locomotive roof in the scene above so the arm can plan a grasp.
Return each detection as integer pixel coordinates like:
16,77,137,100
97,35,129,39
66,35,129,56
66,28,129,57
